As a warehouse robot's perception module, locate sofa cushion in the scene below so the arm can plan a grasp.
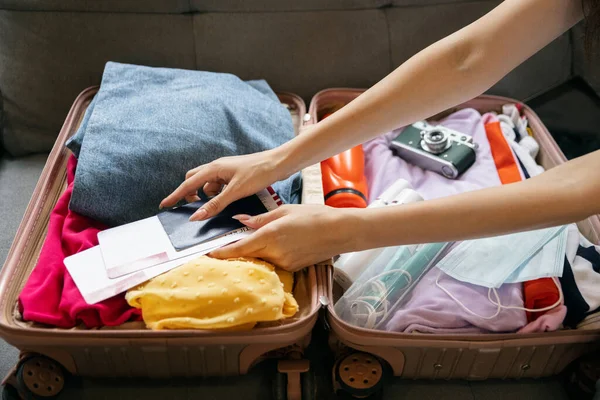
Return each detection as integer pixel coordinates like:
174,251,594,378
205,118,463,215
0,0,190,13
0,153,48,265
0,11,196,156
191,0,390,12
0,0,393,13
0,3,577,156
491,32,571,100
572,23,600,96
193,10,391,100
392,0,493,5
528,77,600,160
387,1,571,100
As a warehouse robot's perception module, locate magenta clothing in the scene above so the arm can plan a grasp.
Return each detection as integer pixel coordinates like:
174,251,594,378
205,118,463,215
18,156,141,328
518,305,567,334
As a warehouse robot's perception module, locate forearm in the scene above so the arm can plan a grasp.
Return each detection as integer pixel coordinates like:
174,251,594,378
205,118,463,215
351,150,600,251
274,0,582,178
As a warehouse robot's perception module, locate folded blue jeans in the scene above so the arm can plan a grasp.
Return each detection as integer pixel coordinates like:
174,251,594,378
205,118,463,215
67,62,300,226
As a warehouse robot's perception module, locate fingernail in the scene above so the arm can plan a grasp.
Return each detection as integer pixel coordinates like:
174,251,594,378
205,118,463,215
208,250,222,258
232,214,251,222
158,204,164,210
189,208,208,222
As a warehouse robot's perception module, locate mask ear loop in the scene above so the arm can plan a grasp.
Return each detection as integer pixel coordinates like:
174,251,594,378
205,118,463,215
435,271,563,320
349,270,412,329
487,276,563,313
435,270,502,320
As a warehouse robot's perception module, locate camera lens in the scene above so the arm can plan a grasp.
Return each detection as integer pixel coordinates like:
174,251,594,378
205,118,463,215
421,129,449,154
429,132,444,142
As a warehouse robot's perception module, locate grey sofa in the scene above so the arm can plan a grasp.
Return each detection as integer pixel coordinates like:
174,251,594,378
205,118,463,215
1,0,593,156
0,0,597,395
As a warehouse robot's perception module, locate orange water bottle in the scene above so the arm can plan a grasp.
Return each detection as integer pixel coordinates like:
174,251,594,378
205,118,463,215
320,112,369,208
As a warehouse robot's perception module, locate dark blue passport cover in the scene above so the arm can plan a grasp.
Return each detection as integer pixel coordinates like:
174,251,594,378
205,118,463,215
157,194,268,251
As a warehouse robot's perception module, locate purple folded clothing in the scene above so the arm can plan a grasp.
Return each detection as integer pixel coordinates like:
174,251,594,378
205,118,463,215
385,268,527,334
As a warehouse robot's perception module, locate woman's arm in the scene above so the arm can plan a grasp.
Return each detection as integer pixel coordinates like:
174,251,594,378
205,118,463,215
163,0,583,220
211,150,600,270
275,0,583,176
355,150,600,251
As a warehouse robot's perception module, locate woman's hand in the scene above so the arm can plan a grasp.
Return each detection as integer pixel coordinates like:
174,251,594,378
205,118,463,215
160,149,290,221
209,204,359,271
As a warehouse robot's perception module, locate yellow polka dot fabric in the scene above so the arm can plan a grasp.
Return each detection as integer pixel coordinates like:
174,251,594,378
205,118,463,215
125,256,299,330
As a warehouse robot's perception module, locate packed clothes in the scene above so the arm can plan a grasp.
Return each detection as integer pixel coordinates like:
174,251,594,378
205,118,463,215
18,156,141,328
561,224,600,327
18,64,303,329
360,108,527,333
484,115,564,326
336,104,600,334
17,66,600,336
523,278,562,322
489,112,600,327
385,270,527,334
364,108,507,202
67,62,301,227
126,257,298,330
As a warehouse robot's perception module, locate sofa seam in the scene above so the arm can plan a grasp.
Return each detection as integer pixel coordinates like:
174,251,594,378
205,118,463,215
0,1,498,15
0,86,4,154
383,8,394,73
0,7,186,15
189,0,198,70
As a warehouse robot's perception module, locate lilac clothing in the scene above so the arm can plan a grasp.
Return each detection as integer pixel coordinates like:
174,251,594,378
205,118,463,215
366,109,566,334
385,269,527,334
518,305,567,334
364,109,504,202
367,109,531,334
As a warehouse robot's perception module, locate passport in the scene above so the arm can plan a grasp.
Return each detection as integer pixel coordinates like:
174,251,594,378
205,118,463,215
157,192,271,251
96,187,282,279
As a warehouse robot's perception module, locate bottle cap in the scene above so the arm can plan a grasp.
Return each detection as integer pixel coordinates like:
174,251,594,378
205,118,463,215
391,188,423,205
371,179,412,207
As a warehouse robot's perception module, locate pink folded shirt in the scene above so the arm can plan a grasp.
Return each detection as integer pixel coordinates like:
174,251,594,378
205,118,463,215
18,156,141,328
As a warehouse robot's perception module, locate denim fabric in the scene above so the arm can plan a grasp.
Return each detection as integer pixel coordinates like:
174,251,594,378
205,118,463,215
67,62,300,226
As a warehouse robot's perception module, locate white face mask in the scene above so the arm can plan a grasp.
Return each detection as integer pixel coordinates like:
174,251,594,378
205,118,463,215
435,271,563,320
435,225,568,289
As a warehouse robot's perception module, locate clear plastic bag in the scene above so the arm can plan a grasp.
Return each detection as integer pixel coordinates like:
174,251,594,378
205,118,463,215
334,242,450,330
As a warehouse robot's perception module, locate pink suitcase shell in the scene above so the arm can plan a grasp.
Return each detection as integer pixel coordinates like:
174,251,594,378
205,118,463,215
306,88,600,398
0,87,320,400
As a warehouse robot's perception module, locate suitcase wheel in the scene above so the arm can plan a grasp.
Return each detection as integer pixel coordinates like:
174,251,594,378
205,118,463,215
272,360,316,400
1,385,20,400
14,355,65,399
564,352,600,400
333,352,385,399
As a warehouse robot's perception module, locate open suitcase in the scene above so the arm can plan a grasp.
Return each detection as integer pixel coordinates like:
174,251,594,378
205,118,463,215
0,87,323,400
305,88,600,398
2,85,600,400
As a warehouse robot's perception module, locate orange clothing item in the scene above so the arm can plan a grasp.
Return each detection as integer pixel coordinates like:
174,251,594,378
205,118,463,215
522,278,561,322
484,121,522,185
484,121,560,323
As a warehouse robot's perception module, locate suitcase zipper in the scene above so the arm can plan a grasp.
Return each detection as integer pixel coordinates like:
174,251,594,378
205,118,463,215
319,265,331,331
319,296,331,331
